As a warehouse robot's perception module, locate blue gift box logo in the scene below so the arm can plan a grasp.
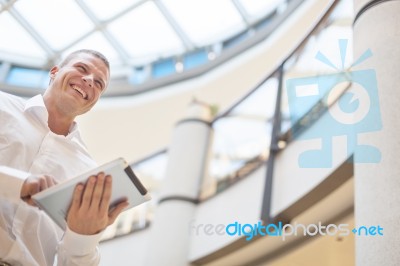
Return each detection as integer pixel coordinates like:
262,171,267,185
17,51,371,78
286,39,382,168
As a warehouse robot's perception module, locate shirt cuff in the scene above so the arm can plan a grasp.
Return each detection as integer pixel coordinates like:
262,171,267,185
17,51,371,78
0,166,30,203
62,226,103,256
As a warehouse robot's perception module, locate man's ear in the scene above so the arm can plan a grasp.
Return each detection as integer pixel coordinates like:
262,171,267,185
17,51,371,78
49,66,59,78
48,66,59,85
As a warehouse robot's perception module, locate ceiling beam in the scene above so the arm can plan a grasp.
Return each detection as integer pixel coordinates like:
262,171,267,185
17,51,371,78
74,0,131,65
153,0,195,51
2,0,56,61
231,0,252,27
105,0,148,24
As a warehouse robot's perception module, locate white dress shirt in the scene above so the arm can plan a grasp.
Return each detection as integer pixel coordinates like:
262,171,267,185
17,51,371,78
0,91,102,266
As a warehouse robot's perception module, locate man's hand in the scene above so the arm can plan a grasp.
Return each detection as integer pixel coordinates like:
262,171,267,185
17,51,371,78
20,175,57,206
66,172,129,235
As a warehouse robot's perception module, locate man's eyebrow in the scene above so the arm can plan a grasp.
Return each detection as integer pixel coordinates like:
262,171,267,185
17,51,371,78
75,62,88,68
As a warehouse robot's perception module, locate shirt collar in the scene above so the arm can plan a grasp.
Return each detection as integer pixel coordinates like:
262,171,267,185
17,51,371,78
24,94,46,113
24,94,80,138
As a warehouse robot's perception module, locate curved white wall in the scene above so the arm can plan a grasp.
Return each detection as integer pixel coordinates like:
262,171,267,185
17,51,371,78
77,0,334,165
98,92,354,265
97,0,342,264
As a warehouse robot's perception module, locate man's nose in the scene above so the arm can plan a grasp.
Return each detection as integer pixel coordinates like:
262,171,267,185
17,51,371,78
82,74,94,87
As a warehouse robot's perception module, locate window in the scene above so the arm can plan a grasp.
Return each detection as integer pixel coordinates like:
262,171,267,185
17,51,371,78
152,58,176,78
7,67,48,88
183,50,208,70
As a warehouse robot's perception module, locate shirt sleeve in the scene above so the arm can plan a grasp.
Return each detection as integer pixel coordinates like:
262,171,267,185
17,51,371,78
0,166,30,203
57,226,102,266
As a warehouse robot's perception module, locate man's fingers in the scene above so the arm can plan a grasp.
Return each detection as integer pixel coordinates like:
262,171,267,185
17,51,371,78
39,176,48,190
70,184,84,211
21,177,38,204
21,176,59,206
91,173,105,208
27,180,40,197
108,201,129,225
81,176,96,209
66,174,129,234
99,175,112,213
26,198,37,207
45,175,57,187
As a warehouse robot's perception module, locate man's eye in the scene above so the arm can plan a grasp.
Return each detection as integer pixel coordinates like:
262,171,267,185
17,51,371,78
78,66,85,71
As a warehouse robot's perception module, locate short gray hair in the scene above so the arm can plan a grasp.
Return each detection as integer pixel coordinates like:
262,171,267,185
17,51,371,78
59,49,109,70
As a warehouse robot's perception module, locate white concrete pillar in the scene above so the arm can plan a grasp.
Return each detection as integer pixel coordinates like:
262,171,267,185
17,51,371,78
145,100,214,266
353,0,400,265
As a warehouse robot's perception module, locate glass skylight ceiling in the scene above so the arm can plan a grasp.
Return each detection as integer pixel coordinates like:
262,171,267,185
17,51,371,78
0,0,285,72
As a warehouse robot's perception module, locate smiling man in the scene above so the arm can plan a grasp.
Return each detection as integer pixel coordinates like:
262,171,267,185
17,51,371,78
0,50,128,266
45,51,109,135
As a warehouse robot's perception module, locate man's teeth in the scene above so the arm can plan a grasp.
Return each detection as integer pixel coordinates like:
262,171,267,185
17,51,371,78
72,85,87,99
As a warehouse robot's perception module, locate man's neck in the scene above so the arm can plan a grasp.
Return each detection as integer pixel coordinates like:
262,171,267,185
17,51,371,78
43,95,75,136
47,114,73,136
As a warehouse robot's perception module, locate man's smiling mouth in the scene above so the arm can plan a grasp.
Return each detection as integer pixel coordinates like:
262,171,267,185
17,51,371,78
72,85,88,100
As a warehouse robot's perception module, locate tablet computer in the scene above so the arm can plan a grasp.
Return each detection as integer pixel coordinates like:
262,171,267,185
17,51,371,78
32,157,151,230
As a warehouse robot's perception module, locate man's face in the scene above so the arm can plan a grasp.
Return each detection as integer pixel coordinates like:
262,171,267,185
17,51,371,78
48,53,110,116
